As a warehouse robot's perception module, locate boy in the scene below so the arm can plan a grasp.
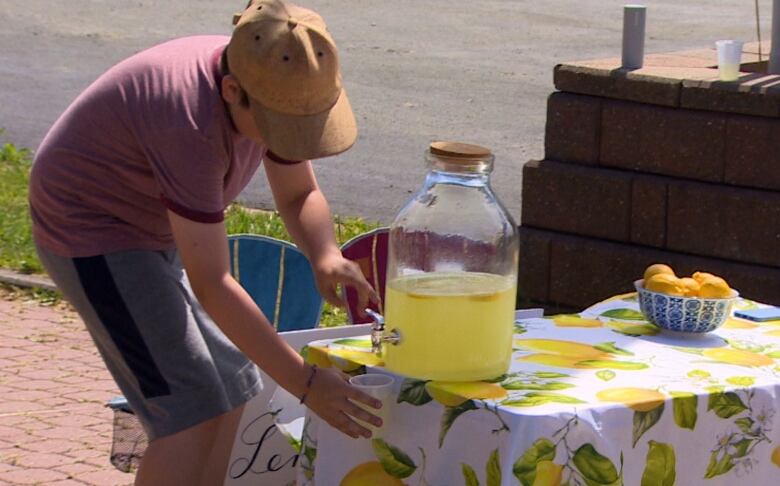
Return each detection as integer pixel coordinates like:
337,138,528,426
28,1,382,484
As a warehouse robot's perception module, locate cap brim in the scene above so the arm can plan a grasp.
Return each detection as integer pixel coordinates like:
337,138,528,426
249,88,357,161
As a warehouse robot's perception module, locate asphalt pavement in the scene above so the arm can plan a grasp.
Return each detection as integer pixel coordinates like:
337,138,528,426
0,0,773,223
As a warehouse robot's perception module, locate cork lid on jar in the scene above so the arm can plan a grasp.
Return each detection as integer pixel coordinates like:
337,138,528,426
429,141,492,160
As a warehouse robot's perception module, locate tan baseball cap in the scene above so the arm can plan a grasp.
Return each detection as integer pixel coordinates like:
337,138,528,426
228,0,357,160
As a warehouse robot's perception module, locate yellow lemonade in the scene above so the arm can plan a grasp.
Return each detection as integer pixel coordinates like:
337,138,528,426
383,272,516,381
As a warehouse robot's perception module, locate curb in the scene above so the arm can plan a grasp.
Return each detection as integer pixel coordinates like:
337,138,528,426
0,269,57,292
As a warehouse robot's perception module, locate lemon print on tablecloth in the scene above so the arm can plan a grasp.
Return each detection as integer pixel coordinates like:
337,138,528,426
722,318,759,330
425,381,507,407
606,320,660,336
515,339,609,359
340,461,405,486
772,446,780,468
515,339,648,370
304,345,333,368
596,387,665,412
702,348,773,367
552,315,602,328
532,460,563,486
328,347,384,371
726,376,756,387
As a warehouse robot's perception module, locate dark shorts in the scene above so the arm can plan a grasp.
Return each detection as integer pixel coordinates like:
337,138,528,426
36,245,263,441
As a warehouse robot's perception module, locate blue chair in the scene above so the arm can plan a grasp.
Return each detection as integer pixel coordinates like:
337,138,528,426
227,233,324,331
107,234,324,471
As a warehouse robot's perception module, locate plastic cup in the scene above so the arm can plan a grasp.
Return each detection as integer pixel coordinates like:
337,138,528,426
349,373,395,437
716,40,744,82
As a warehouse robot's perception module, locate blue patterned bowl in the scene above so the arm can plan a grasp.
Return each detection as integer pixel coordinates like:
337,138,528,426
634,279,738,334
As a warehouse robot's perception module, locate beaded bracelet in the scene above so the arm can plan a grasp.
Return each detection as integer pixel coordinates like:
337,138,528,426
299,364,319,405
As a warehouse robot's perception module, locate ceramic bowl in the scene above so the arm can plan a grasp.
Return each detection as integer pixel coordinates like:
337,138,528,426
634,279,738,334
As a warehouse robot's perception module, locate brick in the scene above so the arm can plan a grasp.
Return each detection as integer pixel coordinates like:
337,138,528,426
681,74,780,118
725,115,780,191
521,160,631,242
544,92,601,164
555,62,680,107
667,182,780,267
630,175,667,248
600,100,726,182
555,57,718,107
518,227,551,304
519,227,780,309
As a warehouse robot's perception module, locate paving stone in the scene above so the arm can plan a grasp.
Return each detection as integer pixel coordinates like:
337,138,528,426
55,461,99,477
16,451,75,469
18,438,74,455
0,401,49,414
76,467,134,486
0,466,69,484
48,480,91,486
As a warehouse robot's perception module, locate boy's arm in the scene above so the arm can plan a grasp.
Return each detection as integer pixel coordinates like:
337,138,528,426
262,157,378,312
168,211,381,438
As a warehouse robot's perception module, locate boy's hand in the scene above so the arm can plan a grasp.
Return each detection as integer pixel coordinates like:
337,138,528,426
313,251,379,316
305,366,383,438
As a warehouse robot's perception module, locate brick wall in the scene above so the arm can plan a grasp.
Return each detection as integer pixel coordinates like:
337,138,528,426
519,43,780,310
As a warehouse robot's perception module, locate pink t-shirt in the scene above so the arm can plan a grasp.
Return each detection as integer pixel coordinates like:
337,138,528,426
29,35,265,257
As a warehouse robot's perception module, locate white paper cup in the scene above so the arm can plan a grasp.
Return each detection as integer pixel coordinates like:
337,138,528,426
349,373,395,436
716,40,743,81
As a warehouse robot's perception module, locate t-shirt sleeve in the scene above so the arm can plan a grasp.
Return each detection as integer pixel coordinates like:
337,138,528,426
144,128,229,224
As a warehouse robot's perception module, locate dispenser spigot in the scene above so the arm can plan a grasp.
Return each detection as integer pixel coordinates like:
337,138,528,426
365,309,402,354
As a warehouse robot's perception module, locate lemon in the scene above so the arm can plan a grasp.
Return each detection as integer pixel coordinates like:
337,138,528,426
643,263,676,282
772,446,780,468
425,381,507,407
596,387,666,411
340,461,405,486
702,348,773,367
644,273,685,296
678,277,701,297
532,460,563,486
698,276,732,299
692,271,718,284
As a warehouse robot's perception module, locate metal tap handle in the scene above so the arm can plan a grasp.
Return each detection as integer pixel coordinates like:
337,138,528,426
365,309,402,352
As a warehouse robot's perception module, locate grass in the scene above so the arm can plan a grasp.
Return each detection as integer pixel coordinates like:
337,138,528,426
0,134,41,274
0,133,381,326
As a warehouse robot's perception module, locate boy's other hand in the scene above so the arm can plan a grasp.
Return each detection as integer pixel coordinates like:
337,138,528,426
313,251,378,316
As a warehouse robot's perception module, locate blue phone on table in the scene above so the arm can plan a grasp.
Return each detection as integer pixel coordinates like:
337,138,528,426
734,307,780,322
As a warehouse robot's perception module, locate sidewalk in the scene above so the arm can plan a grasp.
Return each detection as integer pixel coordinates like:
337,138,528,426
0,289,134,485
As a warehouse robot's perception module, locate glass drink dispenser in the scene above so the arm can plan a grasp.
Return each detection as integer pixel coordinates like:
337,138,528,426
378,141,518,381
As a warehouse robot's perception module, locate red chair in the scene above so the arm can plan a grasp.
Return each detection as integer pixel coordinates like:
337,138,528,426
340,227,389,324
